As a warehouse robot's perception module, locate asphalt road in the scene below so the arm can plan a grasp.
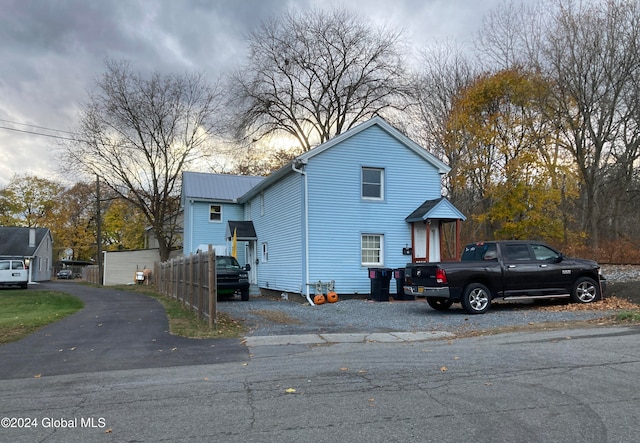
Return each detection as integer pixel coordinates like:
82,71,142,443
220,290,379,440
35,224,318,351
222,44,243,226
0,282,248,380
2,324,640,442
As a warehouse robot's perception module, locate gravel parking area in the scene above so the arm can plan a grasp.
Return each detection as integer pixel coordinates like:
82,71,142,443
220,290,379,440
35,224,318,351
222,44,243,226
218,264,640,337
219,297,621,337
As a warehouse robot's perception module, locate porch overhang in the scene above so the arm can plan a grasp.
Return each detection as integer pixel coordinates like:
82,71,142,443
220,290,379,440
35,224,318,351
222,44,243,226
226,221,257,241
405,197,466,223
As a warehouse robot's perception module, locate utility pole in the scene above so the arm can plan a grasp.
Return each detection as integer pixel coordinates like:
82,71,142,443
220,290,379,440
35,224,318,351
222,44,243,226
96,175,103,285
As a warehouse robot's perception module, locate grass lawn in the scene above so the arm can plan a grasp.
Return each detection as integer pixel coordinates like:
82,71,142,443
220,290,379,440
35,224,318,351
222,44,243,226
0,289,84,345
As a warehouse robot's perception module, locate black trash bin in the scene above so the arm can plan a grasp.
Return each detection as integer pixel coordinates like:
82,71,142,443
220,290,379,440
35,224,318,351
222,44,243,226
393,268,407,300
368,268,392,302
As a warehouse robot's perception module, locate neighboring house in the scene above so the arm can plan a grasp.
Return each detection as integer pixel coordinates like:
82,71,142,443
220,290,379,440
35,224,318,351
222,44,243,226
0,226,53,282
144,211,184,251
181,116,466,299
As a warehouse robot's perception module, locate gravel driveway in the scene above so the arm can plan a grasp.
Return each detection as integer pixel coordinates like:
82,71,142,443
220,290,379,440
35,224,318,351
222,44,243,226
217,264,640,337
219,297,618,337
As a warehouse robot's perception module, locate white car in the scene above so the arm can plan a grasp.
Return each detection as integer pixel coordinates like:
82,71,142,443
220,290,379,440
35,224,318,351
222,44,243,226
0,259,28,289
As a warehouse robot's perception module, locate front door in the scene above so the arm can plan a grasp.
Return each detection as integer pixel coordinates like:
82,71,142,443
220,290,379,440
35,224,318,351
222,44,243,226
413,224,427,262
246,241,257,284
429,226,440,262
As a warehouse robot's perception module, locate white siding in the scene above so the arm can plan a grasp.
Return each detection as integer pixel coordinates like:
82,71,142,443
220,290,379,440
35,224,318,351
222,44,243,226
103,249,161,285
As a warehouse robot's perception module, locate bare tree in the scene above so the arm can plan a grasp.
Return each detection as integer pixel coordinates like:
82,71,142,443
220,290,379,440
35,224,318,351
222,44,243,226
228,8,410,151
539,0,640,247
408,42,478,242
65,60,223,261
474,0,548,71
476,0,640,249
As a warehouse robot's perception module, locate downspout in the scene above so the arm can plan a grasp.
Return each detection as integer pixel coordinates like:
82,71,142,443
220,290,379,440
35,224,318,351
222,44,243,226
292,160,314,306
189,200,194,254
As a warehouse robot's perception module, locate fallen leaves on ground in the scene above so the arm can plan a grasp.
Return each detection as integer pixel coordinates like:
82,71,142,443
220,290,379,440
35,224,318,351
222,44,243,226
529,296,638,312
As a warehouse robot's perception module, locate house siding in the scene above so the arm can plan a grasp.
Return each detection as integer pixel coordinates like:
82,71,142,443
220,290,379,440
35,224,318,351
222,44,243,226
103,249,161,285
248,171,304,293
305,125,443,294
31,232,53,282
179,118,460,297
184,201,247,263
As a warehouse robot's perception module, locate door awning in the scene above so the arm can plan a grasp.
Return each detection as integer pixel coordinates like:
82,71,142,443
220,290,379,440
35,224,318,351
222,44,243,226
226,221,257,241
405,197,466,223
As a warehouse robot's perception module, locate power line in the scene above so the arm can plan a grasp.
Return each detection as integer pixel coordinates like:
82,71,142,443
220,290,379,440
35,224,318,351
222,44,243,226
0,125,82,142
0,118,77,135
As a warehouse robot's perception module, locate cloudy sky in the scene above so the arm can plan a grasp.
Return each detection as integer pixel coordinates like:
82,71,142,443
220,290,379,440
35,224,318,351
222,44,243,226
0,0,505,187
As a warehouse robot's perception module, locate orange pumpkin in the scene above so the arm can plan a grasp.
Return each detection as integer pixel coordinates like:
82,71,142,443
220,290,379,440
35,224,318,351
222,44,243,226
314,294,326,305
326,291,339,303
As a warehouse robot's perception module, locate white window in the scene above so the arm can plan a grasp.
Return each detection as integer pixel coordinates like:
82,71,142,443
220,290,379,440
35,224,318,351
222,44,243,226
261,242,268,263
362,167,384,200
361,234,383,265
209,205,222,222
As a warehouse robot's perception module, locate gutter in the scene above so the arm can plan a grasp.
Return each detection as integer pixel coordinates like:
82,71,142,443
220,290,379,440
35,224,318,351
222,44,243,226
291,159,314,306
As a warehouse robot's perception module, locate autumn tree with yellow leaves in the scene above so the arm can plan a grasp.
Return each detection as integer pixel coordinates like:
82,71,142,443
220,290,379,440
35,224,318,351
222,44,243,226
444,68,580,244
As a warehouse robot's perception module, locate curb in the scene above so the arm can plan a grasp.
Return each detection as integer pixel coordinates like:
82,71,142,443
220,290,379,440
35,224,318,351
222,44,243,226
244,331,455,347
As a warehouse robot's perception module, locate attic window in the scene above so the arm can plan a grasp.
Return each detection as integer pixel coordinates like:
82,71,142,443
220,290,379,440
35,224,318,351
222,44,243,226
362,167,384,200
209,205,222,222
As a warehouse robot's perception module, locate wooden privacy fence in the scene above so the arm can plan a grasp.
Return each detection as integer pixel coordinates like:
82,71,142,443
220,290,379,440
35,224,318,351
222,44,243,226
155,246,218,328
84,265,100,285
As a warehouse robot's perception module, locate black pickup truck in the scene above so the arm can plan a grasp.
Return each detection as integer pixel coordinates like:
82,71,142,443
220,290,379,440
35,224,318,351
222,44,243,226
216,256,251,301
404,241,605,314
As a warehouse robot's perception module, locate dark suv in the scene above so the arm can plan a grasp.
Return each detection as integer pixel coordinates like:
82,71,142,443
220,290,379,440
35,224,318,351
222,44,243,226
216,256,251,301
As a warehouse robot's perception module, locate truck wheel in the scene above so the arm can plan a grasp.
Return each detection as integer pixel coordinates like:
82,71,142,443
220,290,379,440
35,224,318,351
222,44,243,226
240,289,250,301
461,283,491,314
571,277,600,303
427,297,453,311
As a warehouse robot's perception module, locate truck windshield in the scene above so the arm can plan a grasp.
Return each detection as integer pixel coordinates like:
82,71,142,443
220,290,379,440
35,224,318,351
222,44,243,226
217,257,241,269
461,243,497,261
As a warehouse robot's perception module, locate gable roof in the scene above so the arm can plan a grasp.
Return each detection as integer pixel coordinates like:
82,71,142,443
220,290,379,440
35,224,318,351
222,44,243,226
297,116,451,172
182,171,264,203
0,226,51,257
239,116,450,202
405,197,467,222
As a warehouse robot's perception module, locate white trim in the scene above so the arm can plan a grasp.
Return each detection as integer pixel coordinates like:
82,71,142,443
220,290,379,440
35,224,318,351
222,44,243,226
361,234,384,266
361,167,384,200
209,204,223,223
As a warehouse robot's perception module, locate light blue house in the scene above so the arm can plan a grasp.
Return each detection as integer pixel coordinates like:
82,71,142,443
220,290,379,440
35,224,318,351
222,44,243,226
181,172,263,264
181,116,465,300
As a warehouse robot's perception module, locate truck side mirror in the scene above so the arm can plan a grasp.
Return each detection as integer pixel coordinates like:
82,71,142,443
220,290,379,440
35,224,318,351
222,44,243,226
245,264,251,271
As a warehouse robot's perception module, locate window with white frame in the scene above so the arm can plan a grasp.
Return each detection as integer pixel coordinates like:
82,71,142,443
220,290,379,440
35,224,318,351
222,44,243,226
261,242,268,263
362,167,384,200
361,234,383,265
209,204,222,222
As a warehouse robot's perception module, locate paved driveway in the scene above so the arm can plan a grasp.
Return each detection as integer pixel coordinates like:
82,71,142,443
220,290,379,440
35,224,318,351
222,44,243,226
0,282,248,380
